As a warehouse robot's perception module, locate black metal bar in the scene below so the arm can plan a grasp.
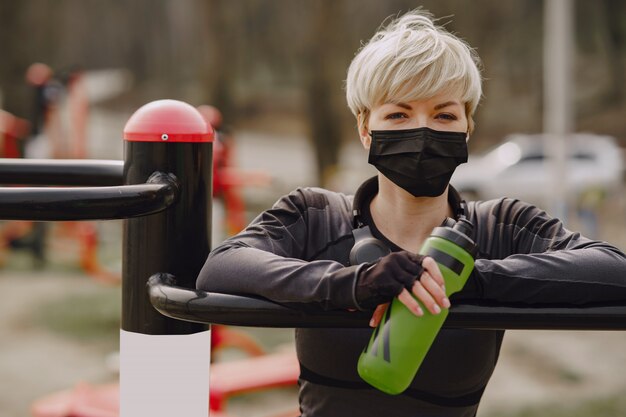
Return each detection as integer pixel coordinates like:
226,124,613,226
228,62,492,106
0,158,123,186
0,171,177,221
148,273,626,330
123,142,211,335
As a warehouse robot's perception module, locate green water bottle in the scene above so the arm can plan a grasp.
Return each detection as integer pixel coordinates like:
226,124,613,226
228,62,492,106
357,218,477,395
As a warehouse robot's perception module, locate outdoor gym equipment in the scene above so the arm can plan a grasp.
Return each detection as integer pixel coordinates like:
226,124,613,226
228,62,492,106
1,99,213,417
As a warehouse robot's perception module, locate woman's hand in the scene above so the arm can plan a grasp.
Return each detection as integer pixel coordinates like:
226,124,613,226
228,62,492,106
368,256,450,327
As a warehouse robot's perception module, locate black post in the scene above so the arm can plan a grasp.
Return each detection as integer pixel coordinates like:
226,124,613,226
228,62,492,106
121,100,213,335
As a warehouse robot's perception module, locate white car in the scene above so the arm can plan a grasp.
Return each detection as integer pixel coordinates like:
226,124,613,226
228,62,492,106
451,133,624,205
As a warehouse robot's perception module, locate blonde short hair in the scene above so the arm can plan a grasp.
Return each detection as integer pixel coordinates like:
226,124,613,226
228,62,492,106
346,10,482,133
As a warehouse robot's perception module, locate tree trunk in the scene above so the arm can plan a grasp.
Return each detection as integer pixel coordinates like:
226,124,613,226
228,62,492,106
305,1,342,187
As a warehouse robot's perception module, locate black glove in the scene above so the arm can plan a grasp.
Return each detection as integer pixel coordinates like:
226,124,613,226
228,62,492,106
355,251,426,310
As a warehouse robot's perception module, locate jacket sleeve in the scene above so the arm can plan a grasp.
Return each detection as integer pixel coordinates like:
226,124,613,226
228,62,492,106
460,198,626,305
196,188,364,310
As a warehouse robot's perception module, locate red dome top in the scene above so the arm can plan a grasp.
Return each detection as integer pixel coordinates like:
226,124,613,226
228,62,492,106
123,99,214,142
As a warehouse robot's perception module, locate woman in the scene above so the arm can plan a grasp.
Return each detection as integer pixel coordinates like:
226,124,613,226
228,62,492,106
197,10,626,417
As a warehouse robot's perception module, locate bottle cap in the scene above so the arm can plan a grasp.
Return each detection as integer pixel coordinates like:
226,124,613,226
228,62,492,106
431,219,477,257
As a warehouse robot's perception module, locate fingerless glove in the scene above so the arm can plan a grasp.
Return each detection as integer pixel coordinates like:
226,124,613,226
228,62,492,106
355,251,426,310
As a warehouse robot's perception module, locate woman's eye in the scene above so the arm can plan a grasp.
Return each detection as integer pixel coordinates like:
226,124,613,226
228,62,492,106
385,112,408,120
436,113,458,121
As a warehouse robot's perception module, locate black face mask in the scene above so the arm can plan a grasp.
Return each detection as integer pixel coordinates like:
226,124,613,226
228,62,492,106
368,127,468,197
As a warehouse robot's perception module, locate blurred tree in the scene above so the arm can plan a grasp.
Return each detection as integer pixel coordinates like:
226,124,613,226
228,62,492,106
202,0,238,121
304,1,344,186
601,0,625,104
0,1,35,116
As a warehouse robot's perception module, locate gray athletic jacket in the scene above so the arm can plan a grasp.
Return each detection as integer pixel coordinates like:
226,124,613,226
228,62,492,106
197,179,626,417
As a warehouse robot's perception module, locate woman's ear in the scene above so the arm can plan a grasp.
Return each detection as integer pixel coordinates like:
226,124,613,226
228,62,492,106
358,113,371,150
360,131,372,150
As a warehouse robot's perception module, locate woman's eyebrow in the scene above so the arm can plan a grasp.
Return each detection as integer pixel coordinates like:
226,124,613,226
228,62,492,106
390,102,413,110
434,101,461,110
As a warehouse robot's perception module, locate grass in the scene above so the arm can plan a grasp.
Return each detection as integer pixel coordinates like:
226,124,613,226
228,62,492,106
32,285,121,350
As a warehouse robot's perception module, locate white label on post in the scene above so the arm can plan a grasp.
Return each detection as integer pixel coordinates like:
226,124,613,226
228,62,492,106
120,329,211,417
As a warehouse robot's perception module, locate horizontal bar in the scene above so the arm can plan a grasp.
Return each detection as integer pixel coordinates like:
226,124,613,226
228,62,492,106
0,172,178,221
0,158,123,186
148,273,626,330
